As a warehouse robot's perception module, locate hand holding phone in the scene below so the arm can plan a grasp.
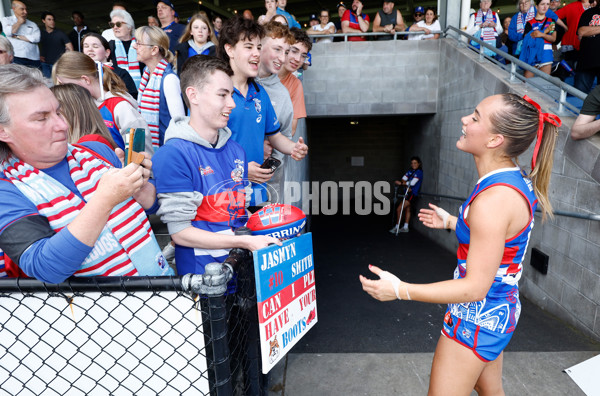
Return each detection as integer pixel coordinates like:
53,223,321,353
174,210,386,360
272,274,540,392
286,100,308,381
260,156,281,174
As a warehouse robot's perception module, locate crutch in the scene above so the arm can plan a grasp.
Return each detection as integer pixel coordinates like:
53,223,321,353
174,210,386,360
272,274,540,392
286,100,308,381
392,184,410,236
391,184,399,226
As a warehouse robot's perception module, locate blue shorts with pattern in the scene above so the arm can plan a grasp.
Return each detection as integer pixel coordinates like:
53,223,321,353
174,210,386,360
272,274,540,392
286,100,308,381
441,310,514,362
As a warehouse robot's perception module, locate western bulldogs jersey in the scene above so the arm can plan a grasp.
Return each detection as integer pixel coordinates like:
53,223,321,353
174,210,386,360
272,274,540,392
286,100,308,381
450,167,538,334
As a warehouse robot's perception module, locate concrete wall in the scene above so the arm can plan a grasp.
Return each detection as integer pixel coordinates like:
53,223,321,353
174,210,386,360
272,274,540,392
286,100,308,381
413,39,600,341
303,38,600,341
304,40,440,117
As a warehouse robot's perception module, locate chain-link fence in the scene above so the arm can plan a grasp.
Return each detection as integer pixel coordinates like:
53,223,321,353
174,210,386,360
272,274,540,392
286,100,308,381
0,243,266,396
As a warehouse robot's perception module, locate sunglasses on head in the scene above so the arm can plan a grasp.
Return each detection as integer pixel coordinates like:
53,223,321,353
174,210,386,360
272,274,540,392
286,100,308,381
109,21,127,28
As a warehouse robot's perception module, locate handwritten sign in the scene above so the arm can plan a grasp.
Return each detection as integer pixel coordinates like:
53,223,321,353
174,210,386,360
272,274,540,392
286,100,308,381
253,233,317,373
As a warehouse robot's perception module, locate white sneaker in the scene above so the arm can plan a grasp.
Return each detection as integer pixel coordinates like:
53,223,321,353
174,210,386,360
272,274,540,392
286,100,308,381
398,228,409,233
389,226,399,234
162,243,176,261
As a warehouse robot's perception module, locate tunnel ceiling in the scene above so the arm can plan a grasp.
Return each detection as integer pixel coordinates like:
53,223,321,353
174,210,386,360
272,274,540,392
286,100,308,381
19,0,531,34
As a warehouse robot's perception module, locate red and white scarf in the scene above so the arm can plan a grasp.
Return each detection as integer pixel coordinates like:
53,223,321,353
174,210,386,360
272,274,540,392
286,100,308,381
516,6,536,34
475,9,498,42
138,59,168,149
0,145,172,277
114,38,142,88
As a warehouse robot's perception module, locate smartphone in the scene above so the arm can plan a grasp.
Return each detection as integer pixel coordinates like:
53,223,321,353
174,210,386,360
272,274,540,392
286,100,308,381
260,156,282,173
125,128,146,165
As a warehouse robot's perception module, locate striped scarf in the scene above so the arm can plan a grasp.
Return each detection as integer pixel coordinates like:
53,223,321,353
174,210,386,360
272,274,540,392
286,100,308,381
475,9,498,42
516,6,536,34
0,145,172,277
0,250,5,278
114,38,142,88
138,59,168,149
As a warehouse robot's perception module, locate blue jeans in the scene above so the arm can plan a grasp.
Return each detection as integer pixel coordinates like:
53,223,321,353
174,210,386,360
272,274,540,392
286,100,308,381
574,68,600,94
13,57,41,70
41,62,53,78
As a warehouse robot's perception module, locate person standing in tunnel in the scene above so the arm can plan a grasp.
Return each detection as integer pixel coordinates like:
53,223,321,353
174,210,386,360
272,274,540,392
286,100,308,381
389,156,423,234
361,94,560,396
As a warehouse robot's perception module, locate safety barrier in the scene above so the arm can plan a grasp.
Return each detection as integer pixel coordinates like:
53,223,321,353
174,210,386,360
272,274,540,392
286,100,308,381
0,233,267,396
444,25,587,115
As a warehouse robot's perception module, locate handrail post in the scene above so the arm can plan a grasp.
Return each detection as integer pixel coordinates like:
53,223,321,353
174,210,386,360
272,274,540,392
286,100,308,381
558,88,567,114
509,62,517,82
479,44,484,61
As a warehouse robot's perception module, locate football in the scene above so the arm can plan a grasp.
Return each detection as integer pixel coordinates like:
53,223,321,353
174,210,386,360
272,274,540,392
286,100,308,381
247,204,307,240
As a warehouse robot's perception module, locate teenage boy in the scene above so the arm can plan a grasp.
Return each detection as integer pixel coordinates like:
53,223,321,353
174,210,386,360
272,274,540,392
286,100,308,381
152,55,281,275
256,21,295,202
218,16,308,206
279,28,311,136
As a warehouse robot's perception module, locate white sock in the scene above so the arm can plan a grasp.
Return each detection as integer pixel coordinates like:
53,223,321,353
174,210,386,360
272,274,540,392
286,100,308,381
403,224,408,230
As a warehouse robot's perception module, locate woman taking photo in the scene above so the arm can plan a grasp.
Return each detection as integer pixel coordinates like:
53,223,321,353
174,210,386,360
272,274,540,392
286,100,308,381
134,26,185,149
53,51,153,154
107,9,143,89
82,32,138,99
519,0,556,77
175,13,218,75
361,93,560,395
408,8,441,40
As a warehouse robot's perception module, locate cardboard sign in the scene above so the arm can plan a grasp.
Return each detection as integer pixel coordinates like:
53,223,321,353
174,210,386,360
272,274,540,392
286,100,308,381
253,233,317,373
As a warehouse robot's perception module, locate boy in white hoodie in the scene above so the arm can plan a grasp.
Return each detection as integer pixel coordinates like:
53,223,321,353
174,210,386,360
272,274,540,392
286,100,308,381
152,55,281,276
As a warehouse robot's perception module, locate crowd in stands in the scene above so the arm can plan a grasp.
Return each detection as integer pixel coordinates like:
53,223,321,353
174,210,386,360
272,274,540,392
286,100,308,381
0,0,598,283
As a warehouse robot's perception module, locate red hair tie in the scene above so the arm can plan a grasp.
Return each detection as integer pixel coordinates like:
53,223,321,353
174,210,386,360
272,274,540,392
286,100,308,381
523,95,561,170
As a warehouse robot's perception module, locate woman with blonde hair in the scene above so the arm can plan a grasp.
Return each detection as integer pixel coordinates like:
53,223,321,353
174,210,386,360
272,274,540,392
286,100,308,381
52,51,153,154
361,93,560,395
50,83,117,149
175,13,217,74
133,26,185,149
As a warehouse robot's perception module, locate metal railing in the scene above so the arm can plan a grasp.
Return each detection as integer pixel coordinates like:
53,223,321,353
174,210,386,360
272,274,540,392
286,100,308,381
420,191,600,222
313,30,444,41
444,25,587,115
315,27,586,115
0,238,268,396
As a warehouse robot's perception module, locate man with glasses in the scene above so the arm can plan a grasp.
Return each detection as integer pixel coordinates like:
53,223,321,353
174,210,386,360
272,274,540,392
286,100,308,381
373,0,406,40
307,9,336,43
156,0,184,52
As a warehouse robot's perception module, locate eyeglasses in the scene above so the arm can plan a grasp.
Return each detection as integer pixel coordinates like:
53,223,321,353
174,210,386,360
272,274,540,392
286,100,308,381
135,42,156,47
414,13,423,17
109,21,127,28
320,14,329,18
290,47,308,60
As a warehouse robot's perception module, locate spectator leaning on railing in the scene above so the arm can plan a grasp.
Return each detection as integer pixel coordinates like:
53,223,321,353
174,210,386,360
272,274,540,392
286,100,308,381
306,9,336,43
0,64,173,282
408,7,441,40
571,84,600,140
372,0,406,40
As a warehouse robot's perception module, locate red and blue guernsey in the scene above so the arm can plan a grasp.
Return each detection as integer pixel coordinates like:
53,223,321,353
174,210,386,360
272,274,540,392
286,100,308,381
153,117,250,276
450,167,537,335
